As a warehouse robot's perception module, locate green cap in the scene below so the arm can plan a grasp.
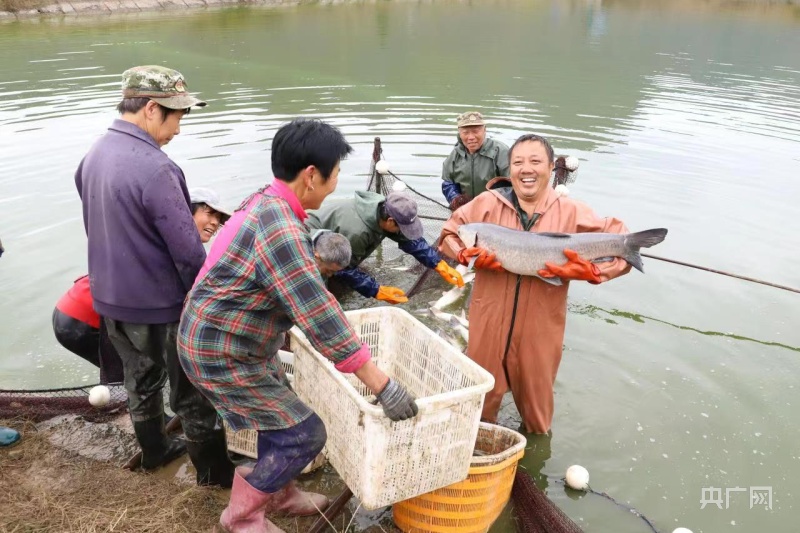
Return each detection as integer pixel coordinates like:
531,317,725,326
121,65,207,110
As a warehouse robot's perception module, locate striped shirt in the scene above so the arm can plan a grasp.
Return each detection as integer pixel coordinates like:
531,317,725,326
177,182,369,431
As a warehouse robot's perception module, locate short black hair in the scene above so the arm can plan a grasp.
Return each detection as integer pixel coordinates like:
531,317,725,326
509,134,555,164
271,119,353,182
116,97,189,121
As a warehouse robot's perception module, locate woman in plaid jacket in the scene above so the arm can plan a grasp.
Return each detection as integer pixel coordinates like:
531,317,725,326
178,119,418,533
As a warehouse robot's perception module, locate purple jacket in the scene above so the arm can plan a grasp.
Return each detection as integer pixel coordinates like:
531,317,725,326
75,119,205,324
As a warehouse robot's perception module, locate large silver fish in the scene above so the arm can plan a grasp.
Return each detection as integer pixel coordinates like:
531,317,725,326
457,223,668,286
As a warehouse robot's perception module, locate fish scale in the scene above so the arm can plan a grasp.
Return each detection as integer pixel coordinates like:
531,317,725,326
457,223,668,285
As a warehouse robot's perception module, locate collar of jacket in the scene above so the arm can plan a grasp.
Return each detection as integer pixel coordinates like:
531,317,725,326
490,185,560,222
353,190,387,236
266,179,308,222
454,135,500,158
108,118,162,151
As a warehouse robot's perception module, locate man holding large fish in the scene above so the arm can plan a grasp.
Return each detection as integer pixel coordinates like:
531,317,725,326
439,133,667,434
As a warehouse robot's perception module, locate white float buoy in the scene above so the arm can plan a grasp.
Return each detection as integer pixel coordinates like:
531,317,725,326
391,180,408,192
88,385,111,407
565,464,590,490
565,155,580,171
554,184,570,198
375,160,391,175
672,529,693,533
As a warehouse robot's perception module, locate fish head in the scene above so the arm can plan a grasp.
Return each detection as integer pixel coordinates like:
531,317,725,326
457,224,478,248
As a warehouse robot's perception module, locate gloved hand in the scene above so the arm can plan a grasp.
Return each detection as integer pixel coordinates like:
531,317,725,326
376,379,419,421
434,260,464,288
538,249,601,284
449,194,471,211
376,286,408,305
457,247,503,272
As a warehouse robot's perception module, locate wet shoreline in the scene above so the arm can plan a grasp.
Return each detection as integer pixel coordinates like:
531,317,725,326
0,0,297,20
1,0,798,21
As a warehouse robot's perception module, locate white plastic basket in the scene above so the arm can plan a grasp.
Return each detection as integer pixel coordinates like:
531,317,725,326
290,307,495,509
225,350,327,474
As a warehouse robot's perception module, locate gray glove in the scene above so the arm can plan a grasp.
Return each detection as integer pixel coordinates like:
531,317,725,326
376,379,419,421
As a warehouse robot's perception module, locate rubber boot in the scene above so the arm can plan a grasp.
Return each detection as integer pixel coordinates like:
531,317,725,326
218,468,285,533
186,429,235,488
132,416,187,471
274,481,330,516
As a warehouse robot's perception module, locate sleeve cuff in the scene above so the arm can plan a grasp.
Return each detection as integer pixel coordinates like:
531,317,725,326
334,343,371,373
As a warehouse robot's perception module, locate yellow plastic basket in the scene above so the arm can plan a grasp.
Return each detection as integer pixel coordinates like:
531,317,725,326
392,423,526,533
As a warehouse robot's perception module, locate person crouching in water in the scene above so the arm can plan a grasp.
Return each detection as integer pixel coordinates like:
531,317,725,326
178,119,418,533
52,187,230,460
310,229,352,277
305,191,464,305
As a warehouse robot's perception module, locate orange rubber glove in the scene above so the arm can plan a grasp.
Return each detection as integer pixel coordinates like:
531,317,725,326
376,286,408,305
457,247,503,272
434,260,465,288
538,249,601,283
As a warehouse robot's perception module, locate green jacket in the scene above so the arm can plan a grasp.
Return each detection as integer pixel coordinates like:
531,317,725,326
306,191,404,268
441,135,510,199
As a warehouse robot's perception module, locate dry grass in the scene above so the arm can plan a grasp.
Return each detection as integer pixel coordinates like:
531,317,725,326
0,420,224,532
0,419,396,533
0,0,51,12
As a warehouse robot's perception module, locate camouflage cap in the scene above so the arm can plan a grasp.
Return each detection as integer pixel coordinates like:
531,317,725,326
456,111,485,128
121,65,206,110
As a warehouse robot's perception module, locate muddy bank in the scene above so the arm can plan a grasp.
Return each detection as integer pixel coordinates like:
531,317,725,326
0,0,297,19
2,0,798,21
0,417,399,532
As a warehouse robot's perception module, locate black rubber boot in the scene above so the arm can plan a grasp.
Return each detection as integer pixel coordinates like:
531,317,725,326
132,415,187,471
186,429,236,488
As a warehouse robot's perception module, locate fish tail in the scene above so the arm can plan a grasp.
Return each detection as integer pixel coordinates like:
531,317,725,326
623,228,668,272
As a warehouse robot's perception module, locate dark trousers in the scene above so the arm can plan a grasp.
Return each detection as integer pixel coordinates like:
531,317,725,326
52,309,124,384
246,413,327,493
104,318,221,442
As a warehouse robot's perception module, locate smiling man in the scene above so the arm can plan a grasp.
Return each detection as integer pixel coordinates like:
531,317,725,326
74,66,235,487
441,111,510,210
439,134,632,435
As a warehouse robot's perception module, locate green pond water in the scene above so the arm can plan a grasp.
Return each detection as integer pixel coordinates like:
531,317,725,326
1,1,799,531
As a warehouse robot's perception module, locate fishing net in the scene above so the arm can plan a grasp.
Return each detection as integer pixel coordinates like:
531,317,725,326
0,384,128,423
365,137,452,250
512,471,585,533
0,380,172,424
364,138,456,296
512,470,662,533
